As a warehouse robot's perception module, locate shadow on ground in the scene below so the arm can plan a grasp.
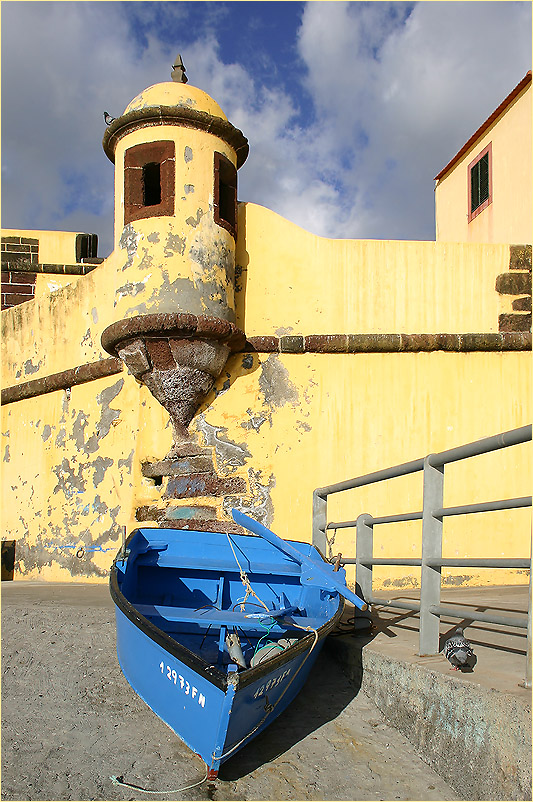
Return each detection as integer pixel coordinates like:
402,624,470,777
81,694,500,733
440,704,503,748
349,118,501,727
220,639,364,780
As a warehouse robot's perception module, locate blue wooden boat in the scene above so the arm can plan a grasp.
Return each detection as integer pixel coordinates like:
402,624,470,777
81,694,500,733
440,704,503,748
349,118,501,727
110,509,366,778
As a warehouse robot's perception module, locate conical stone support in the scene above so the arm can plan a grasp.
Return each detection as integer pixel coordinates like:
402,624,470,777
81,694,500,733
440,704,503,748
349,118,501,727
101,313,245,456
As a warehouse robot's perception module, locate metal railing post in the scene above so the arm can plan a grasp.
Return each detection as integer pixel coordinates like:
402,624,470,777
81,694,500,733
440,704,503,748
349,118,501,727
312,490,328,557
524,534,532,689
419,456,444,655
356,513,374,603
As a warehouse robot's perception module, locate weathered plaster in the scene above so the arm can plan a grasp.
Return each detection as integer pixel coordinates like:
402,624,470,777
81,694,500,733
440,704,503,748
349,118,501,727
241,408,269,432
115,278,151,304
119,223,141,270
164,231,186,257
258,354,299,408
185,208,204,228
194,413,251,471
223,468,276,527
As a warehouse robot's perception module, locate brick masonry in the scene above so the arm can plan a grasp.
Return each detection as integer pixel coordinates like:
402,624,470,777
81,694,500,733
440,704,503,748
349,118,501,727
245,332,532,354
1,237,38,310
164,475,247,499
1,235,100,310
156,518,246,534
141,456,215,477
136,505,217,522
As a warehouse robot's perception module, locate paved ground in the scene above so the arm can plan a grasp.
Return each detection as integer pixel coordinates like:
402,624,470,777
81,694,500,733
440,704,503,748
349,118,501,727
1,581,458,801
359,584,531,696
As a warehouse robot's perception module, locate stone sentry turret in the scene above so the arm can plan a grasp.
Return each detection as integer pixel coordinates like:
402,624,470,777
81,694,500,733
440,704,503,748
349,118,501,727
101,57,249,530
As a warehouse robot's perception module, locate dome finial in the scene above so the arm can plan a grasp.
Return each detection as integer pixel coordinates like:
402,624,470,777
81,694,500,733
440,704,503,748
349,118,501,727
171,54,188,84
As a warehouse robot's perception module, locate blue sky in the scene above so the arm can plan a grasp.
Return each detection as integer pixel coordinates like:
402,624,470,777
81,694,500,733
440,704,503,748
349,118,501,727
1,2,531,257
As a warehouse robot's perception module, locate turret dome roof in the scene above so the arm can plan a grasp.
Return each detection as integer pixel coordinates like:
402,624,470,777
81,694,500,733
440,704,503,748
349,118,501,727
124,82,228,121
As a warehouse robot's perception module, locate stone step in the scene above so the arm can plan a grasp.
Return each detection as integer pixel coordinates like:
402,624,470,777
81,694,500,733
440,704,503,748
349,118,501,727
499,312,532,332
164,474,247,499
142,455,214,478
135,504,217,522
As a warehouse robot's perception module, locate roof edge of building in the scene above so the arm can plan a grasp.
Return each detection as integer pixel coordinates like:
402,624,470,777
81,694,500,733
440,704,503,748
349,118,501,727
434,70,532,182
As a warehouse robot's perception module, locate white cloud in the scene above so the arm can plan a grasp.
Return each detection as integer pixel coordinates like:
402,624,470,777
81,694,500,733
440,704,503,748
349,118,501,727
1,2,531,255
293,1,531,239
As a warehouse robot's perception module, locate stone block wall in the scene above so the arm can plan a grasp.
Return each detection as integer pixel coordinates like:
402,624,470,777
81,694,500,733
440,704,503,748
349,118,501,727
497,244,532,332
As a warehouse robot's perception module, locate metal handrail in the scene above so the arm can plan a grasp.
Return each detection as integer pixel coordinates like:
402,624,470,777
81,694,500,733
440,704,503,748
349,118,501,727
312,425,532,688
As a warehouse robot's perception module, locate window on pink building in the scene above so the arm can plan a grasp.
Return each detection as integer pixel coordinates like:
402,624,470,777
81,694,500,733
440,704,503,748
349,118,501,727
468,143,492,222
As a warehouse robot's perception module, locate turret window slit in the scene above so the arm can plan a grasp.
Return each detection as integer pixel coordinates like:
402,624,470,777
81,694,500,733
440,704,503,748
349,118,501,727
143,163,162,206
214,152,237,238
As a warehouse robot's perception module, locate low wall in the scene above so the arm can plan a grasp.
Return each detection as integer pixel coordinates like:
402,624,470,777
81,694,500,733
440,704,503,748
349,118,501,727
330,638,532,800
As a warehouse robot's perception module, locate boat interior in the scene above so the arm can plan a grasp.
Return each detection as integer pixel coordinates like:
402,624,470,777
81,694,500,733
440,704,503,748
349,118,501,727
115,528,341,671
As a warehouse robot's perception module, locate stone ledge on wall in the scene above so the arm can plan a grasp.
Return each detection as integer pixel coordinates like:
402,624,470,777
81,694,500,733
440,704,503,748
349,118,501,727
245,331,532,354
2,332,531,407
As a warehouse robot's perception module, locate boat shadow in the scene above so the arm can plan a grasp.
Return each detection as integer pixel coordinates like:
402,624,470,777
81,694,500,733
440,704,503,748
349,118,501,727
219,638,364,780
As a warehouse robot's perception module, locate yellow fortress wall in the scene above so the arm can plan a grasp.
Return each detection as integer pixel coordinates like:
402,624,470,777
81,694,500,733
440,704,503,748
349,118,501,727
1,72,531,587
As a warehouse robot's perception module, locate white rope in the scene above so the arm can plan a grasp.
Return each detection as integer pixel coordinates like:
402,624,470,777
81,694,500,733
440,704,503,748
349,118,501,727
226,533,269,611
217,534,322,763
109,765,208,794
213,623,320,763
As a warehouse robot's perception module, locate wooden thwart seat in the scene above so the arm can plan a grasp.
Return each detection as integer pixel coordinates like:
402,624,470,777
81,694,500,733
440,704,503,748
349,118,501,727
134,603,322,633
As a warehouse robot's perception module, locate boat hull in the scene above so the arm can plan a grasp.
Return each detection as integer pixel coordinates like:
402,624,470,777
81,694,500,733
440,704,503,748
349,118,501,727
110,527,344,775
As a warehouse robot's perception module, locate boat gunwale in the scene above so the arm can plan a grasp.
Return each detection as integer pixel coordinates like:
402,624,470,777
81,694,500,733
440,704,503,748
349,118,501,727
110,528,344,692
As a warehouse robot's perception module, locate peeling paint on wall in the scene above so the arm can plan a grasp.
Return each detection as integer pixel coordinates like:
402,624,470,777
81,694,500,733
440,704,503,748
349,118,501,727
259,354,299,408
119,223,141,270
137,248,154,271
223,467,276,527
118,449,134,471
4,373,133,581
115,278,150,304
186,208,204,228
194,413,251,471
164,231,186,257
92,456,114,487
24,358,41,376
383,576,421,588
241,408,269,432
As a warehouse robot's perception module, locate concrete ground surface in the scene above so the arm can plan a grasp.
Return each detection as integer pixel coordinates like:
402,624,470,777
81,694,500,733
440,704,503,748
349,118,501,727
0,581,458,802
352,585,531,695
335,585,532,801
